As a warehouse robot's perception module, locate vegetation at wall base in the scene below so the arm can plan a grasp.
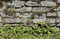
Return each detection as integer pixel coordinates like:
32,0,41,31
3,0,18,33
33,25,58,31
0,22,60,39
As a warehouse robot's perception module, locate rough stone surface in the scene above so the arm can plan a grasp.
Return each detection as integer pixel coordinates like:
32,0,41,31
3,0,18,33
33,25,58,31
57,23,60,27
49,23,56,26
57,11,60,17
12,1,25,7
33,19,45,23
57,0,60,3
0,0,60,26
47,12,57,17
20,7,32,12
41,1,56,6
57,18,60,23
46,18,56,23
26,1,40,6
32,7,51,12
3,18,21,23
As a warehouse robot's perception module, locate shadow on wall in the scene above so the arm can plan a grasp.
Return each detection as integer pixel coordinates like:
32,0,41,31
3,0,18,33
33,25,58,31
1,0,57,3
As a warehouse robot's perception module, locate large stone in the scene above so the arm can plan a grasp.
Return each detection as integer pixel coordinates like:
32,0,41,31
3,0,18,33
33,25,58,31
33,19,45,23
12,1,25,7
20,7,32,12
46,18,56,23
47,12,57,17
33,7,51,12
41,1,56,6
3,18,21,23
26,1,40,6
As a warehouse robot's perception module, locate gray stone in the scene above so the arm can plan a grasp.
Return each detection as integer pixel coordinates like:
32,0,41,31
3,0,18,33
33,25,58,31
0,8,3,12
15,8,21,12
26,1,40,6
47,12,57,17
0,12,6,17
22,13,31,18
20,7,32,12
6,2,11,5
46,18,56,23
57,23,60,27
21,18,28,23
49,23,56,26
54,6,60,11
14,18,21,23
57,11,60,17
16,13,21,17
43,13,46,22
33,19,45,23
34,15,39,18
12,1,25,7
0,16,2,22
57,0,60,3
57,18,60,23
32,7,51,12
41,1,56,6
3,18,21,23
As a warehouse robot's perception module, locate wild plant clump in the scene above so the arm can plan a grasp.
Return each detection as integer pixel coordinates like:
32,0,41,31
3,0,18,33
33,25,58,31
0,22,60,39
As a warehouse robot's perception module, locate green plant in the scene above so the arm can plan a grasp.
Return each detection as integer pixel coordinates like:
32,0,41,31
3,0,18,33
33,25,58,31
0,22,60,39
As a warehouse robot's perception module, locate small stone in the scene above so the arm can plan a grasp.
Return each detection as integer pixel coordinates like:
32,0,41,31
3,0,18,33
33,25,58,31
47,12,57,17
0,16,2,22
16,13,20,17
14,18,21,23
33,19,45,23
21,7,32,12
12,1,25,7
21,18,28,23
57,23,60,27
57,0,60,3
26,1,40,6
46,18,56,23
57,18,60,23
3,18,21,23
57,11,60,17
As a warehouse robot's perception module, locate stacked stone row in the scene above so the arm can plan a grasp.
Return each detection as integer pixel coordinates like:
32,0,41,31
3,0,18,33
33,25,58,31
0,0,60,26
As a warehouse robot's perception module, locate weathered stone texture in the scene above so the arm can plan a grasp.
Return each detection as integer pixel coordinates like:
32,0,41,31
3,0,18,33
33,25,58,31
26,1,40,6
0,0,60,26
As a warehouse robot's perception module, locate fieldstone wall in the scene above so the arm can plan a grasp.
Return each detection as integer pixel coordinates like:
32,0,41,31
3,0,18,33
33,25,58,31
0,0,60,27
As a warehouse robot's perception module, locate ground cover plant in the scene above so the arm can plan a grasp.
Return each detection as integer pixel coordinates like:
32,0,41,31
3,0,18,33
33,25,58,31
0,22,60,39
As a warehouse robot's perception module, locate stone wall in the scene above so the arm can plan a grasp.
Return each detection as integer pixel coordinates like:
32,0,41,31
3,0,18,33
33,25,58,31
0,0,60,27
